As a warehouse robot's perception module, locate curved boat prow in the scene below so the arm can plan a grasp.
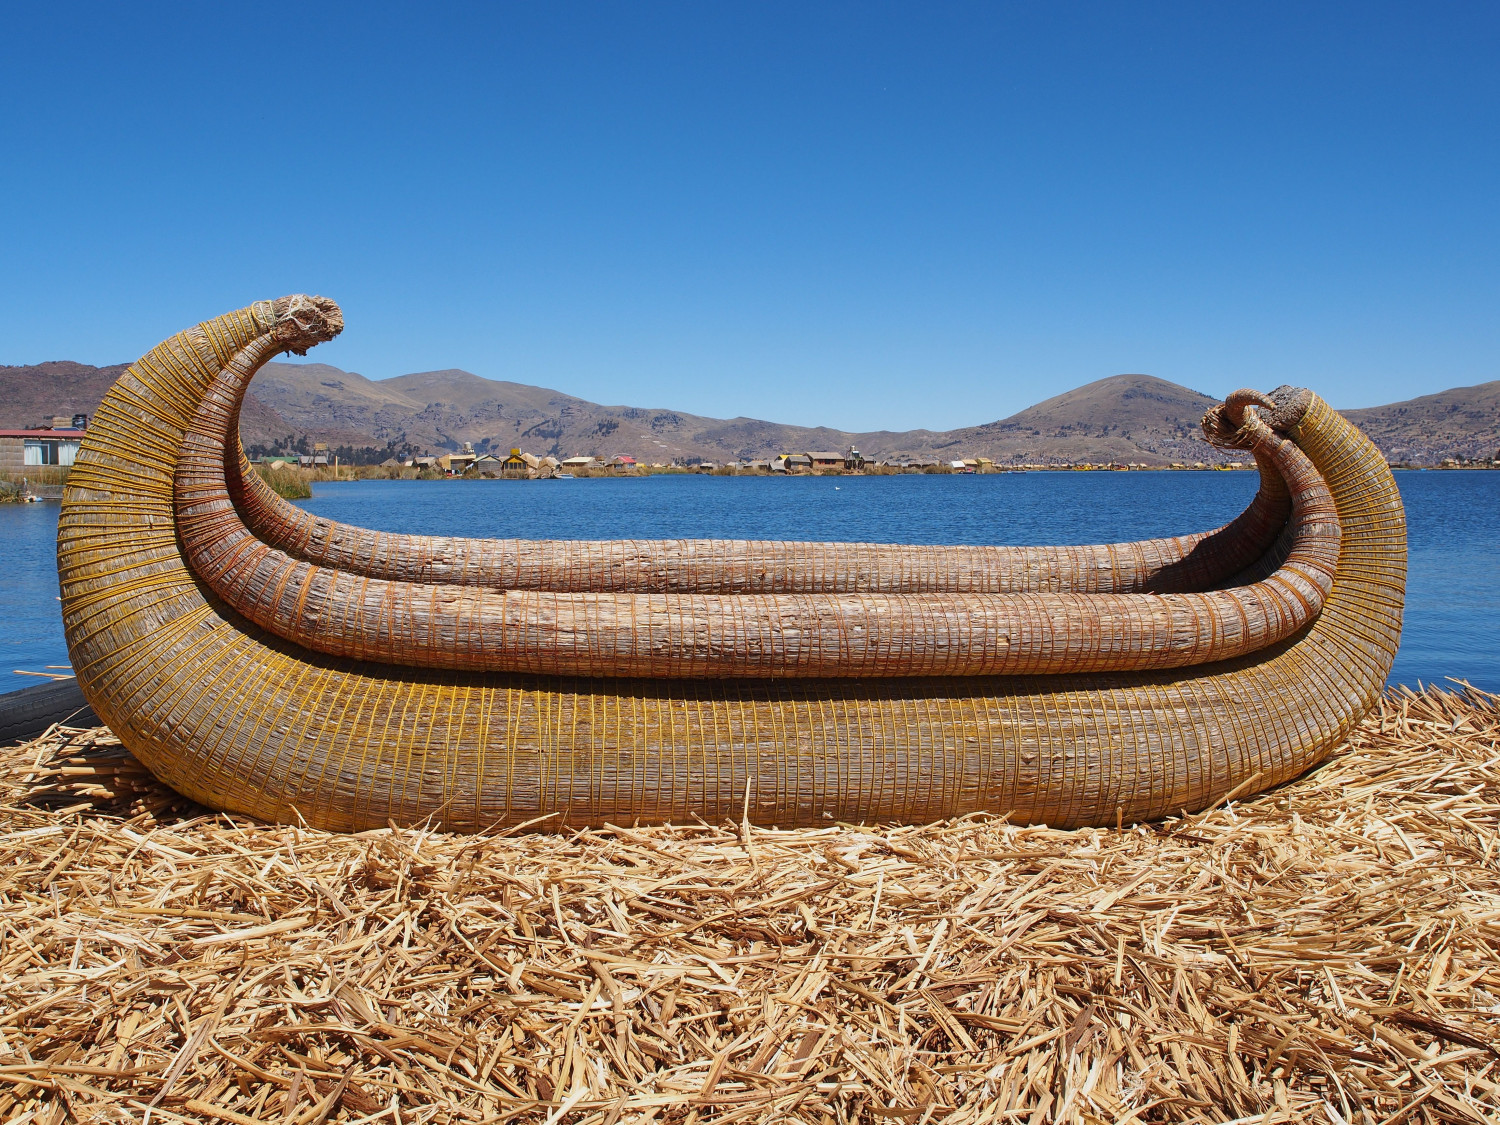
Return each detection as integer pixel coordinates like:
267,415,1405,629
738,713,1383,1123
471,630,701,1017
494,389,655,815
58,298,1406,831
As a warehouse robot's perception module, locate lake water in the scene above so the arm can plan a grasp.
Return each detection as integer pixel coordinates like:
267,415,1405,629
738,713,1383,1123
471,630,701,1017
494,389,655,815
4,471,1495,693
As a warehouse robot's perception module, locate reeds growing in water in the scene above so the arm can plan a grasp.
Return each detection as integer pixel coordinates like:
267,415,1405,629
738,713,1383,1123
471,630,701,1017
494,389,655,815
253,462,312,500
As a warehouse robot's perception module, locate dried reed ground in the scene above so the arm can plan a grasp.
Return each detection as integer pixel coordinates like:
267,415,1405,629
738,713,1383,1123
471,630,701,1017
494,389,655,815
1,688,1497,1125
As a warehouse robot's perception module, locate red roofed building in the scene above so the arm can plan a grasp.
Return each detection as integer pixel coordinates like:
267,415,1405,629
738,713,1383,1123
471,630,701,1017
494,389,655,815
0,428,86,474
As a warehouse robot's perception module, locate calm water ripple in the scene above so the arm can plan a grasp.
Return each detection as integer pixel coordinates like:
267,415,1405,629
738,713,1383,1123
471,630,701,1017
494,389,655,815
4,471,1495,692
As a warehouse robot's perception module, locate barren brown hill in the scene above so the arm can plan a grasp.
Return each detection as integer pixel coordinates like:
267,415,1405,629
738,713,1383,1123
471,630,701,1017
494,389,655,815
241,364,1231,464
1343,381,1500,464
247,362,858,463
5,358,1494,465
0,361,130,428
0,361,376,450
860,375,1223,465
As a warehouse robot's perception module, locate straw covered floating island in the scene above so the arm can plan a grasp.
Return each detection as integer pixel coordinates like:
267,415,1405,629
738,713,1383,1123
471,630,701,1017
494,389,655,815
1,686,1497,1123
57,295,1407,833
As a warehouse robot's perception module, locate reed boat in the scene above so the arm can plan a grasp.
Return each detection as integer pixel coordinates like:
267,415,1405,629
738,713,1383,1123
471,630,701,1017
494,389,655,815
57,297,1406,831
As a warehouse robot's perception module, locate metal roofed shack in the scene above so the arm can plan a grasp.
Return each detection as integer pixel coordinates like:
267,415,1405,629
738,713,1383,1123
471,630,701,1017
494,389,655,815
0,427,87,474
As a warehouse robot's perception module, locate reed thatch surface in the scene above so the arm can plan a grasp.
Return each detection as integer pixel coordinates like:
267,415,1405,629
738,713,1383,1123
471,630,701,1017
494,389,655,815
2,686,1496,1125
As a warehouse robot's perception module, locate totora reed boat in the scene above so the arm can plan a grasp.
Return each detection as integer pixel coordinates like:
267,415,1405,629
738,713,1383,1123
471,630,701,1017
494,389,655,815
57,297,1406,832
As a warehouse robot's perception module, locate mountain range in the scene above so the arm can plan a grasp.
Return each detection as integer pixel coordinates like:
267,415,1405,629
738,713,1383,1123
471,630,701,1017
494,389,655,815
2,359,1496,466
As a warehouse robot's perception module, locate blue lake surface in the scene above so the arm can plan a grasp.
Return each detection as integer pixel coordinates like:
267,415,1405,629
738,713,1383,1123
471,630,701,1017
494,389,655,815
4,471,1496,693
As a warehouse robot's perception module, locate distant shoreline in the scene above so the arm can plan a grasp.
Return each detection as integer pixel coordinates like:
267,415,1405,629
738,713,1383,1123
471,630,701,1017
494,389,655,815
7,462,1498,503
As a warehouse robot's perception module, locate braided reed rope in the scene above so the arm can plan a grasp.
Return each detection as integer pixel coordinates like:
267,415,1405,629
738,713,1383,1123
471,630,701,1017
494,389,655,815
58,297,1405,831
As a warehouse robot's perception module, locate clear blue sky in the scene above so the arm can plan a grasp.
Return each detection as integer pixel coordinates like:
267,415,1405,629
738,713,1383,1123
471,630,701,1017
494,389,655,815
2,3,1496,431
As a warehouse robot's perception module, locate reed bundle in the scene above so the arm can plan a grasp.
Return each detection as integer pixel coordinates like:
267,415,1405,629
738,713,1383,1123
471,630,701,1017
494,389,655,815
1,685,1495,1124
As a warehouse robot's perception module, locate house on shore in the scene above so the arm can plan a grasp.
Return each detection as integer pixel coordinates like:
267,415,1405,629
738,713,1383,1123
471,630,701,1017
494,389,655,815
499,449,534,478
0,428,86,473
468,450,562,479
783,446,866,473
435,442,478,475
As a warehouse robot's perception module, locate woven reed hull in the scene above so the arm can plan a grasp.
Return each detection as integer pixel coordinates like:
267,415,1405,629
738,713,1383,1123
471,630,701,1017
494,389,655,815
57,303,1406,830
